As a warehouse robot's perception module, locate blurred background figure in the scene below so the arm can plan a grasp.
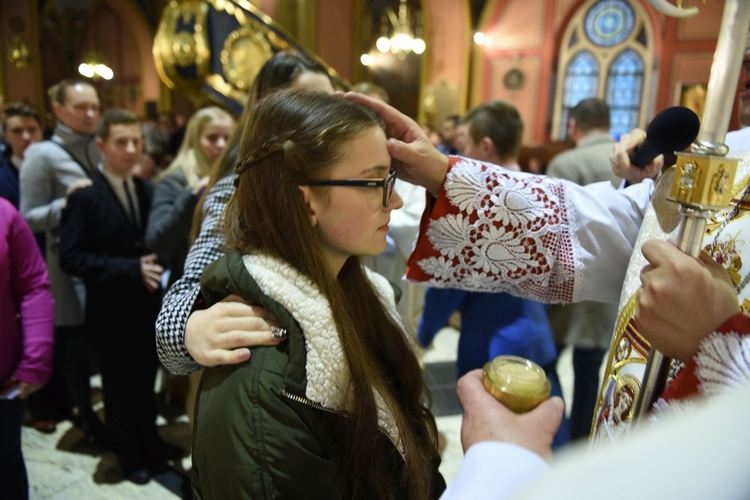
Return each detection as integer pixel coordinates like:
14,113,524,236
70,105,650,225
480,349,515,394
545,97,619,441
19,79,103,445
0,104,44,208
132,147,160,182
436,114,460,155
147,106,235,288
59,109,179,485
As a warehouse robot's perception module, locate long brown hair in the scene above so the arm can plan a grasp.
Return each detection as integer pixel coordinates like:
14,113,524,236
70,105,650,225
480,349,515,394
225,89,438,498
189,51,333,243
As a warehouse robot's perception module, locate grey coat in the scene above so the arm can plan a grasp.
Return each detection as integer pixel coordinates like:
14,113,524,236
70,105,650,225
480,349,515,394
546,132,620,187
145,170,199,287
545,131,619,348
19,125,101,326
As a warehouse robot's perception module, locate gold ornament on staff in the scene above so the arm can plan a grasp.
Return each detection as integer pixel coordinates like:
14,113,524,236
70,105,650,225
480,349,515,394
633,0,750,422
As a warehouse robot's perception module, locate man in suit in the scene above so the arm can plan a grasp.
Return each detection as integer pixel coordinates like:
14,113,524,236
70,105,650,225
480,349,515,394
544,98,621,440
59,109,179,485
19,79,103,438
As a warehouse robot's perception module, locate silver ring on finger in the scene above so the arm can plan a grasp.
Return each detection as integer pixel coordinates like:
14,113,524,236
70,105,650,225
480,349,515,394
271,326,288,340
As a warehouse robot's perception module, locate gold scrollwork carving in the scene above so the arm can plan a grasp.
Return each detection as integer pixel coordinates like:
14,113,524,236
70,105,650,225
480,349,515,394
173,31,198,67
220,26,273,90
153,0,210,94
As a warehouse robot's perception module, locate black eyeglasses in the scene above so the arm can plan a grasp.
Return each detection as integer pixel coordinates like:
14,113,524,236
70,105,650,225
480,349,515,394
300,168,397,207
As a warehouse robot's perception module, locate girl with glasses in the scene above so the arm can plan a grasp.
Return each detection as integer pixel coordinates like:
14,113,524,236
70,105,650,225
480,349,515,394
191,89,444,499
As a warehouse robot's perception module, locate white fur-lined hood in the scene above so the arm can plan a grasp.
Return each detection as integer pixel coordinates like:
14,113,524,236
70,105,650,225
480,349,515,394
241,253,407,454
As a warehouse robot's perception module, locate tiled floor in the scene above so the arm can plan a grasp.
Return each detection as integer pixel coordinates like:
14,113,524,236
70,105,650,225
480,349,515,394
22,326,575,498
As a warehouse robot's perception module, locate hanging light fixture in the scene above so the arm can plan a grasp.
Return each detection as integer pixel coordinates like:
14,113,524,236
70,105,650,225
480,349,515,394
78,50,114,81
375,0,425,60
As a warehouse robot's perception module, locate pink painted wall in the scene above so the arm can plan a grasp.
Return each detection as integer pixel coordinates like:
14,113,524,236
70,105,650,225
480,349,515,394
469,0,734,143
103,0,159,106
317,0,355,81
476,0,554,144
423,0,469,89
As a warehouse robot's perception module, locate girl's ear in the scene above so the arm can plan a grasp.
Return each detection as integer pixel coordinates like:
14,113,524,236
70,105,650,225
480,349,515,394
298,186,318,227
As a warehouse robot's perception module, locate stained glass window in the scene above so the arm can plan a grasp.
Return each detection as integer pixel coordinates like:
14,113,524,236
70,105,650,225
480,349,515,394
606,49,644,139
559,51,600,137
585,0,635,47
556,0,650,140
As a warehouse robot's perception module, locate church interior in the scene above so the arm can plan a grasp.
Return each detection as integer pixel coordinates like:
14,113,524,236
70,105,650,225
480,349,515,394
0,0,743,498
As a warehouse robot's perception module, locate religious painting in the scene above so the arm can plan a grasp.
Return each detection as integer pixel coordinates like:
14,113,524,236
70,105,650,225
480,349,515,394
679,82,707,122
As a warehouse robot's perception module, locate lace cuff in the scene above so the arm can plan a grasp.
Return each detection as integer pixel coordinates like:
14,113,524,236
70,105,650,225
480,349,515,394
406,157,578,303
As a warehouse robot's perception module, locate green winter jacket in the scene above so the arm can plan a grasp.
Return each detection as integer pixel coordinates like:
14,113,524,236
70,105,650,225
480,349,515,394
191,251,445,499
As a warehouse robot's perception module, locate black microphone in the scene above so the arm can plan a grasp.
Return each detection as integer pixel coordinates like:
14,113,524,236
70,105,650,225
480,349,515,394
629,106,700,168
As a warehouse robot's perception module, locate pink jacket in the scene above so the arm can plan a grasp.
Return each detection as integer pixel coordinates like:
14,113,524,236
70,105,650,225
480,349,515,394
0,198,54,386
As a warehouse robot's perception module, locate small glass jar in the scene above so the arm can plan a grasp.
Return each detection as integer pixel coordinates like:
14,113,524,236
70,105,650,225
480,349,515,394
482,355,551,413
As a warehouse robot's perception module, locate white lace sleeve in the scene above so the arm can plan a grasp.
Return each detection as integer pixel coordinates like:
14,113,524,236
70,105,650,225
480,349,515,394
411,158,652,303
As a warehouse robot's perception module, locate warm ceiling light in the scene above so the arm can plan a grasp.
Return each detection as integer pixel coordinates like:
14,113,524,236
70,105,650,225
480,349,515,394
474,32,486,45
374,0,425,59
78,51,114,81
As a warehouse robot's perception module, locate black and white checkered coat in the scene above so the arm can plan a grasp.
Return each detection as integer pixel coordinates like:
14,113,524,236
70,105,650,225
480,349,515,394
155,174,236,374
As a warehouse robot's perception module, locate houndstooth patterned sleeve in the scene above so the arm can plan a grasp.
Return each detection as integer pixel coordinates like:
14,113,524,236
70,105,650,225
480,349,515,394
155,174,236,374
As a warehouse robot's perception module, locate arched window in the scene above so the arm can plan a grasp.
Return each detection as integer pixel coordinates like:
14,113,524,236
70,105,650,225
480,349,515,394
606,49,645,139
561,51,600,136
553,0,653,140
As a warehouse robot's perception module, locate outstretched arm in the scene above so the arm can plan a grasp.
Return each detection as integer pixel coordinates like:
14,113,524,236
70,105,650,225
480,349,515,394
155,175,281,374
343,91,449,196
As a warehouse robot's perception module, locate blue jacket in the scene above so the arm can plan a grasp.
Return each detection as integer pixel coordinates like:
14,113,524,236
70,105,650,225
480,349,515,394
419,288,557,377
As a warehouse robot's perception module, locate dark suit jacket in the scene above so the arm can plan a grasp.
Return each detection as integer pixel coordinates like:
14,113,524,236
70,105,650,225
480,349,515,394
59,169,161,341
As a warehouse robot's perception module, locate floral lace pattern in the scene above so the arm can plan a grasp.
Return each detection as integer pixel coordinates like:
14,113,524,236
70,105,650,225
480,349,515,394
415,159,578,303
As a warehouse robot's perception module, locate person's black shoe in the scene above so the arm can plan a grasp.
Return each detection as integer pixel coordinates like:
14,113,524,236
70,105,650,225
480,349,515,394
30,418,57,434
125,468,152,485
149,439,184,462
74,414,111,452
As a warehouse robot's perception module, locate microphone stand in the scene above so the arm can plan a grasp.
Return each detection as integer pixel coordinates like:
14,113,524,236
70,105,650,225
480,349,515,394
632,0,750,421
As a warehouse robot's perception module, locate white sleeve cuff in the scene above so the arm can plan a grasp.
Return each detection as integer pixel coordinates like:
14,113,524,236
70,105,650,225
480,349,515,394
440,442,548,500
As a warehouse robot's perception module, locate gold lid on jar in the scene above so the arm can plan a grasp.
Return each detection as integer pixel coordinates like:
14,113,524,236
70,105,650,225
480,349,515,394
481,355,551,413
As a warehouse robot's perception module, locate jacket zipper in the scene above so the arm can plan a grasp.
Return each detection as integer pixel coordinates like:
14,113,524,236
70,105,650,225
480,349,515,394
281,388,405,459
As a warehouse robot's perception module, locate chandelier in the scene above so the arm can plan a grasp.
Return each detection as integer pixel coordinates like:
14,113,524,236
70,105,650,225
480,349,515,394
78,51,114,81
375,0,425,60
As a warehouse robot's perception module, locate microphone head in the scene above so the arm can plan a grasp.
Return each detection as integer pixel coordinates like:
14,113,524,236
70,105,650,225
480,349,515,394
645,106,700,154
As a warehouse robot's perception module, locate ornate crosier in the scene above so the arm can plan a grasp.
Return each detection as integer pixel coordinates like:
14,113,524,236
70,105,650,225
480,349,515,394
633,0,750,422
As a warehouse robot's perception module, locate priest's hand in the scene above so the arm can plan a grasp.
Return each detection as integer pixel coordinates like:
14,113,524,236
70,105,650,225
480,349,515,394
343,91,449,197
636,240,741,361
457,369,564,461
185,295,283,366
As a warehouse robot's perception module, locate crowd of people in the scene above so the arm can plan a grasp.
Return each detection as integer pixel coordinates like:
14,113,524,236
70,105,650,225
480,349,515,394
1,36,749,499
